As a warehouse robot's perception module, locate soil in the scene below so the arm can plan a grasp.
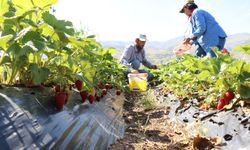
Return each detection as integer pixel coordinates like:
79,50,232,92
108,92,193,150
108,90,250,150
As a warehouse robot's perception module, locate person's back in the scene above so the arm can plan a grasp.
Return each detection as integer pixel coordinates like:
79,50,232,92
191,9,227,49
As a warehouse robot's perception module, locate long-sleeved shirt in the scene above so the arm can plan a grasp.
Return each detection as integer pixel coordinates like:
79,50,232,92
188,9,227,49
120,44,153,70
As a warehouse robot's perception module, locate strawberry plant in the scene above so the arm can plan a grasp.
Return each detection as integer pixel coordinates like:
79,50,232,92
80,91,88,102
235,44,250,55
0,0,128,112
95,95,101,102
0,0,127,94
156,47,250,109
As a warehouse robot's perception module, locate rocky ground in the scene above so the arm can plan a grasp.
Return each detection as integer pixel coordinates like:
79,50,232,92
108,89,250,150
108,91,193,150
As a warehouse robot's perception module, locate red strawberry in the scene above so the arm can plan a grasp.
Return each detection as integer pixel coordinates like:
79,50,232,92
55,92,66,110
75,80,83,91
54,85,60,92
116,90,121,96
224,97,231,105
101,89,107,96
224,91,235,101
217,98,225,110
221,48,230,54
80,91,88,102
88,95,95,104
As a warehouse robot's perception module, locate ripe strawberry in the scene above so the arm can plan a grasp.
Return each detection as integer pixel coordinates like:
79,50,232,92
101,89,107,96
80,91,88,102
88,95,95,104
116,90,121,96
54,85,60,92
217,98,225,110
55,92,67,110
224,97,231,105
221,48,230,54
224,91,235,101
75,80,83,91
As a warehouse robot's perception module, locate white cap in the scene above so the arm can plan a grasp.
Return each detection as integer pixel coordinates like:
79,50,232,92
137,34,147,41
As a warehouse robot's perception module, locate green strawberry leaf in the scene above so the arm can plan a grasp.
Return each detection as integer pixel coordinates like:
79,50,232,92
0,35,13,50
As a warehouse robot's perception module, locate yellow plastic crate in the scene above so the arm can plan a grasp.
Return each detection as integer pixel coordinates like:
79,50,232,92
128,73,148,91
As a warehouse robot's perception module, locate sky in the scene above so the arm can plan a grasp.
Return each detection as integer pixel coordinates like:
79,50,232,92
54,0,250,41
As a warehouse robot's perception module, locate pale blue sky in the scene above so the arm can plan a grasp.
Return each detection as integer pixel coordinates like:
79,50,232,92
54,0,250,41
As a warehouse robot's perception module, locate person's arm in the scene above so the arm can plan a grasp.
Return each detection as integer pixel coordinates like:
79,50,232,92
184,11,206,44
120,46,133,71
141,50,155,69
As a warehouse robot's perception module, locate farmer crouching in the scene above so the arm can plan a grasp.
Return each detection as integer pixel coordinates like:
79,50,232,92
120,34,157,81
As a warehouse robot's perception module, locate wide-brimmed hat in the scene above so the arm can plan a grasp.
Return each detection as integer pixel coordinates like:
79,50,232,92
179,0,195,13
137,34,147,41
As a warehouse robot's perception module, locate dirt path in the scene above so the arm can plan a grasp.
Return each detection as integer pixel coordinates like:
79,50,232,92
108,92,193,150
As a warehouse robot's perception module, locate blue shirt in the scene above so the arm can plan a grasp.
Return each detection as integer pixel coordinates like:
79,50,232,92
120,44,153,70
189,9,227,50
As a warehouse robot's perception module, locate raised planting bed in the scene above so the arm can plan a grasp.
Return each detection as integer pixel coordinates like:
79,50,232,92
0,86,125,150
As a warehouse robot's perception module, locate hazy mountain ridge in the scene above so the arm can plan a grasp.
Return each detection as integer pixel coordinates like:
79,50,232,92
100,33,250,64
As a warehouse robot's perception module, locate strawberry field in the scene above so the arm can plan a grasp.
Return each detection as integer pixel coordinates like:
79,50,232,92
1,0,249,115
1,0,250,150
0,0,127,109
153,47,250,111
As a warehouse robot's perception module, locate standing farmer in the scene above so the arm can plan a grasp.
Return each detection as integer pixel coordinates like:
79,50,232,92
180,0,227,57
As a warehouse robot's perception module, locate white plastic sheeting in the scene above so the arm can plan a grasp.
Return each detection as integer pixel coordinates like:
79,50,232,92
0,86,125,150
160,94,250,150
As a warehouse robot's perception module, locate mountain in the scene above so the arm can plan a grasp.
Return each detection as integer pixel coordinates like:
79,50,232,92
100,36,183,52
225,33,250,62
100,36,183,64
100,33,250,64
225,33,250,50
